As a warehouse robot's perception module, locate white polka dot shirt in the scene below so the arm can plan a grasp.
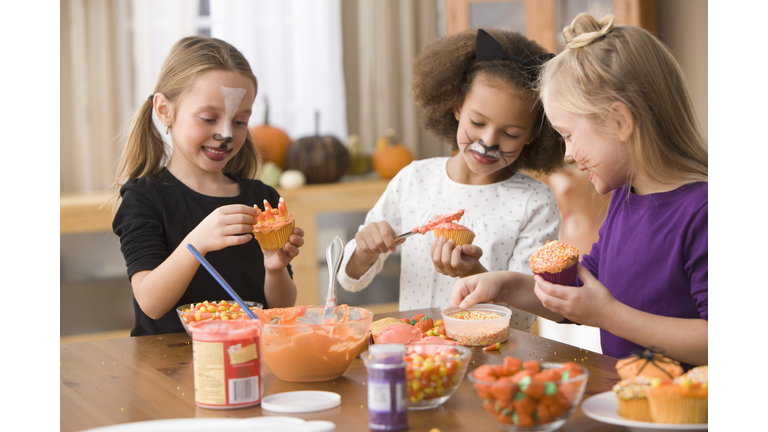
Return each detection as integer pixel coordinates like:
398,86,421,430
337,158,561,332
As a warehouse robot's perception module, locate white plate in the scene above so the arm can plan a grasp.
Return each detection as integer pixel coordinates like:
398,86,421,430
581,391,707,432
80,417,335,432
261,391,341,413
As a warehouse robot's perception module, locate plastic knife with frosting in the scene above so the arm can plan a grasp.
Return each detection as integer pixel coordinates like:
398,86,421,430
393,209,465,241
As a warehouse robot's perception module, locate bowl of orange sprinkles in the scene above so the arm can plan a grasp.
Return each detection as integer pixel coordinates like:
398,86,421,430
441,304,512,346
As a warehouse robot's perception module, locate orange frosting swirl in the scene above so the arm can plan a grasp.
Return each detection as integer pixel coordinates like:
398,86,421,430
413,209,465,234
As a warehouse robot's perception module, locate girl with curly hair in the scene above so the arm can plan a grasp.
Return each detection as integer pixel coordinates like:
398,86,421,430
338,28,564,332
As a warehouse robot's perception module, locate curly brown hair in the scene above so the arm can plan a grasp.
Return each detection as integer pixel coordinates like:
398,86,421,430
412,28,564,175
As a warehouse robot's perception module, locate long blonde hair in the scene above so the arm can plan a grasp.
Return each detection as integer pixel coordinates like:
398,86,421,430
538,13,708,186
114,36,260,192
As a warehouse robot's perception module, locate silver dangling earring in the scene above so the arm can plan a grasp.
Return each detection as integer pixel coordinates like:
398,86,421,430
165,124,170,135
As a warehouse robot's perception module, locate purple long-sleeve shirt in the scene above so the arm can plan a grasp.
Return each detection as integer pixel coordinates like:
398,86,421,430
573,182,708,367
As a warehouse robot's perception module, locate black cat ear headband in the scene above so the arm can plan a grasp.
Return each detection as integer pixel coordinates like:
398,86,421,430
474,28,555,68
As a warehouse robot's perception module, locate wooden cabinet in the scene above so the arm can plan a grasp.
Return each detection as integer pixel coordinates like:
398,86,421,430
444,0,656,52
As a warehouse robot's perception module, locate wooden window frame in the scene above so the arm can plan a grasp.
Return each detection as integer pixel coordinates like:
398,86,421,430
444,0,656,52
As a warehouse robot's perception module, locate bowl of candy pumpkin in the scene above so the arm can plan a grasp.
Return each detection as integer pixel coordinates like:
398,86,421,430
468,359,589,431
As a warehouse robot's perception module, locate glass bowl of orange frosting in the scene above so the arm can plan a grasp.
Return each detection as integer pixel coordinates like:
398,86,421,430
259,305,373,382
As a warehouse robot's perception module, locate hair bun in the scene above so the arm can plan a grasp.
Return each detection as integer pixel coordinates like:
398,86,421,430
563,13,615,49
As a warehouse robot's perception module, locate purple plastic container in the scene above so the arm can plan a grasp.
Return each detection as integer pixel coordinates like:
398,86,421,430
362,344,408,431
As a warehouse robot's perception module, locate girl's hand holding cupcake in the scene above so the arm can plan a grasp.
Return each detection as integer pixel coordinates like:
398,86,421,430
262,226,305,271
533,262,619,328
185,204,261,254
431,237,484,278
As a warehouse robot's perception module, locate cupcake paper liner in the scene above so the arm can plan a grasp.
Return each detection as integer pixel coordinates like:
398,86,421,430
649,393,707,424
535,261,577,285
617,398,652,422
253,222,294,250
433,228,475,246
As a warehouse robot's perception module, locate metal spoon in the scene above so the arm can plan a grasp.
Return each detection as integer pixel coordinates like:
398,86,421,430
322,236,344,321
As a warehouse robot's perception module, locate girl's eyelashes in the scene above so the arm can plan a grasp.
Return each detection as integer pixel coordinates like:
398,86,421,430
469,119,522,140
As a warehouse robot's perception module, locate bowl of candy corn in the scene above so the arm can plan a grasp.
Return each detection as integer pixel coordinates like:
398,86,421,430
469,358,589,431
441,304,512,346
177,300,263,336
404,344,472,409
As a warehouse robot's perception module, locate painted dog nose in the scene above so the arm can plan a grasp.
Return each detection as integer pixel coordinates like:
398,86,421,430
212,133,233,145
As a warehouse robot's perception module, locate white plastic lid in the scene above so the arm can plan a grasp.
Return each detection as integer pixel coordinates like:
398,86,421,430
261,391,341,413
368,343,405,359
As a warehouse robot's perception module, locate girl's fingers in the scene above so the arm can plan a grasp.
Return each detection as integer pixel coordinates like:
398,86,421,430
441,239,455,265
451,245,465,269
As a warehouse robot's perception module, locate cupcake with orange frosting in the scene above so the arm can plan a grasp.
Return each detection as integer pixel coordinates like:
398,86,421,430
416,209,475,245
253,197,295,250
615,350,683,381
648,368,708,424
529,240,579,285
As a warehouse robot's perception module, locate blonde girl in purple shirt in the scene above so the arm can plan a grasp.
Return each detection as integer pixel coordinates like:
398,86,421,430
451,12,708,368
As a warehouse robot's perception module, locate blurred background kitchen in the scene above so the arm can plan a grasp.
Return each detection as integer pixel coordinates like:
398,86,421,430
60,0,707,351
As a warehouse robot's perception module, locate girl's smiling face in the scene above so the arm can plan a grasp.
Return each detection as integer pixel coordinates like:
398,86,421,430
453,75,538,184
166,70,256,176
544,99,632,195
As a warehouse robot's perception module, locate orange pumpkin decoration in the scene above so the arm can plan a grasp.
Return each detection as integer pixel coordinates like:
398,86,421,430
415,317,434,333
372,128,413,179
250,97,292,169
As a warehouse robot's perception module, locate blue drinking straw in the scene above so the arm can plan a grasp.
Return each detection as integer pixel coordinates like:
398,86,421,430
186,243,259,320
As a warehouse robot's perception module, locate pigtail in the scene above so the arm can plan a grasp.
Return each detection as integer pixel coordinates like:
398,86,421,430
112,97,171,211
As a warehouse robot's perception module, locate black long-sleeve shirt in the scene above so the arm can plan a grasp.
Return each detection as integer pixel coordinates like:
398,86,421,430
113,170,291,336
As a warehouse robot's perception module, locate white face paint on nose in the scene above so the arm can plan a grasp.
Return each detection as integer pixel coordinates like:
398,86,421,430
219,86,247,140
469,139,501,159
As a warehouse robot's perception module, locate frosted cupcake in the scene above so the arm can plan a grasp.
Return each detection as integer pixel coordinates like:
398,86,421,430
433,222,475,246
253,197,295,250
615,350,683,380
613,376,657,422
415,209,475,245
648,372,707,424
529,240,579,285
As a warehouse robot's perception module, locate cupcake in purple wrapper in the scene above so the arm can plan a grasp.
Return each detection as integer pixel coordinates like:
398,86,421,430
529,240,579,285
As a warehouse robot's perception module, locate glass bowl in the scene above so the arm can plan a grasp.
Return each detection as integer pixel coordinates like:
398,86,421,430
469,361,589,431
260,305,373,382
403,344,472,410
441,304,512,346
176,300,263,336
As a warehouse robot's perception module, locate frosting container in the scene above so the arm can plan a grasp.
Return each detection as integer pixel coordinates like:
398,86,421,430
188,319,264,409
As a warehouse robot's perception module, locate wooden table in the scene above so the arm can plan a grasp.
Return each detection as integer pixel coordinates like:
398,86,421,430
61,308,628,431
